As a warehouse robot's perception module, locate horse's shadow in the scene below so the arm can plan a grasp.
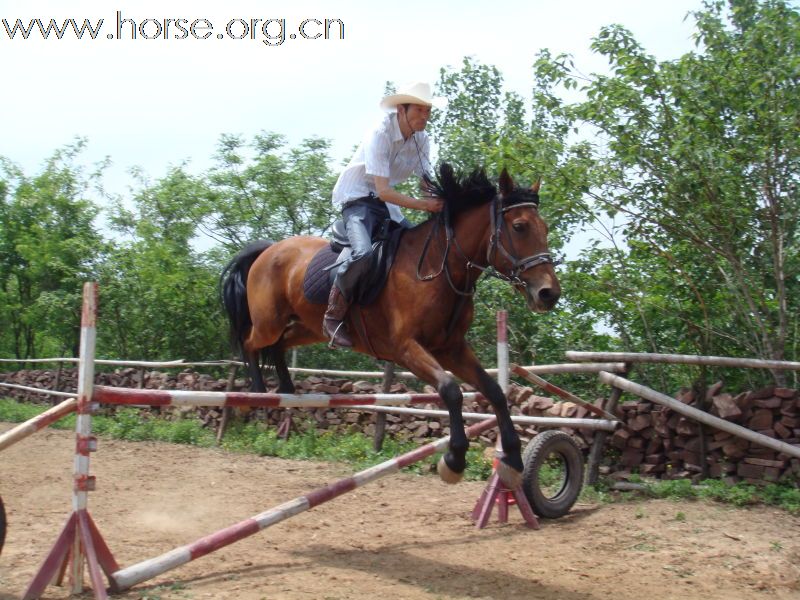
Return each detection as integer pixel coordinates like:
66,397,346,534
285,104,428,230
135,519,599,599
288,541,595,600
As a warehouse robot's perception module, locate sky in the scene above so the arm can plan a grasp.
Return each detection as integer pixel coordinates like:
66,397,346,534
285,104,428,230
1,0,704,208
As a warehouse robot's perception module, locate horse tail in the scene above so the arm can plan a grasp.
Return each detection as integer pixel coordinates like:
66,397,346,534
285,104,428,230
220,240,274,359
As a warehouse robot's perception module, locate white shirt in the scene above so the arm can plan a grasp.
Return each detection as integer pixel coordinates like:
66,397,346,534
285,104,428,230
332,112,432,222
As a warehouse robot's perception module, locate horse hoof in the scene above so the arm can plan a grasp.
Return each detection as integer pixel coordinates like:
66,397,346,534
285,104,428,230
437,456,464,484
495,460,523,490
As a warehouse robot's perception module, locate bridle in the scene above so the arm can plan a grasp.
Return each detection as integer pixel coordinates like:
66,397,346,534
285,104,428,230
416,193,557,296
485,196,556,287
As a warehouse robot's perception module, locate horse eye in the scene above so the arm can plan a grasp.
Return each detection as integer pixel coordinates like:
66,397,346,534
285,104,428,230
512,222,527,232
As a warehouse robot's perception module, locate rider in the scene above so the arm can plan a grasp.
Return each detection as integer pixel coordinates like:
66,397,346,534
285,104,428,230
323,82,445,348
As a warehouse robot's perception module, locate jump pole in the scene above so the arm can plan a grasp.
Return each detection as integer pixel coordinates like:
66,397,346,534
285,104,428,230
0,396,77,452
91,386,480,408
108,416,499,591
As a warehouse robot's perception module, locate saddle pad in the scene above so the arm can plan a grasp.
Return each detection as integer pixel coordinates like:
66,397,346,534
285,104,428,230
303,244,339,305
302,227,405,306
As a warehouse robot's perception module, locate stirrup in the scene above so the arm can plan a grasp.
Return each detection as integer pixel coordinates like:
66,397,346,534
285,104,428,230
326,320,352,349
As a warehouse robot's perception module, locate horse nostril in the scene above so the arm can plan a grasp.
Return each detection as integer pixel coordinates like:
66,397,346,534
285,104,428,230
538,287,559,307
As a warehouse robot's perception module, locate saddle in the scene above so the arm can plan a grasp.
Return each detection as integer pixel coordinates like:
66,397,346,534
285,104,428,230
302,218,406,306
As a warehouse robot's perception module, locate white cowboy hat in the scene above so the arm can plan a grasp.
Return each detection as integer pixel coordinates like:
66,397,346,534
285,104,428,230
380,81,447,111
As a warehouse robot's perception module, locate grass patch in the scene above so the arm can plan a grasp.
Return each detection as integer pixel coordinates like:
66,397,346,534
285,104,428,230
0,397,76,428
4,397,797,510
581,475,800,514
219,418,492,479
0,398,492,480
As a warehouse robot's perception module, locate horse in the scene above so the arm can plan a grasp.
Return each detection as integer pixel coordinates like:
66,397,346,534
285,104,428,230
220,163,560,488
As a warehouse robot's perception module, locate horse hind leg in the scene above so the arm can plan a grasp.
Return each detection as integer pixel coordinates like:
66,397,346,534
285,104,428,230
243,311,292,393
265,342,295,393
245,349,268,393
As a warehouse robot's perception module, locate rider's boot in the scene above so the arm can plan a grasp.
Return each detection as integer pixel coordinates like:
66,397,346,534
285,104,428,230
322,285,353,348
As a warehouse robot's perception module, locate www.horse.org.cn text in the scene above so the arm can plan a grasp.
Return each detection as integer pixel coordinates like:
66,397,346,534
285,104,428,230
1,11,346,46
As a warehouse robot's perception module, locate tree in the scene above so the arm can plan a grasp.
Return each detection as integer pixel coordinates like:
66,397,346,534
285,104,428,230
529,0,800,384
99,167,226,361
199,133,339,252
0,140,104,361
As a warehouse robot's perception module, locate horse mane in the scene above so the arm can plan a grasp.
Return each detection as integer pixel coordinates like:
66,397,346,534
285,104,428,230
424,163,539,220
425,163,495,218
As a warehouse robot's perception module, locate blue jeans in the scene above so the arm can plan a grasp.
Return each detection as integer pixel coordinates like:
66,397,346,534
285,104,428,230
334,195,408,302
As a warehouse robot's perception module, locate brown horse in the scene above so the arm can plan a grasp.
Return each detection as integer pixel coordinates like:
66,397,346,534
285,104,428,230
221,164,560,487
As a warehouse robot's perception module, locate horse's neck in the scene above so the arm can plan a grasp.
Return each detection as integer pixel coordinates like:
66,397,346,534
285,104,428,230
399,204,491,287
451,204,492,266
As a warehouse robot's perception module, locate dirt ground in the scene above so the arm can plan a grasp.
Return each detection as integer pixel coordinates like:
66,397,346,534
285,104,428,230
1,424,799,600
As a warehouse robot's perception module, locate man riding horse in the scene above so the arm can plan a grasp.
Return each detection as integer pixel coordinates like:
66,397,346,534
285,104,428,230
323,82,446,348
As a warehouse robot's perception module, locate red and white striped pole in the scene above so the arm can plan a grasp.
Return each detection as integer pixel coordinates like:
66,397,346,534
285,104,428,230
23,283,119,600
0,397,77,452
74,284,97,505
496,310,509,395
109,416,499,591
71,281,98,592
91,386,480,408
495,310,508,457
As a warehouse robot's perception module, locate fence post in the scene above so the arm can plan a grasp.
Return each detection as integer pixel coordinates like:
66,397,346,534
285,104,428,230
373,362,395,451
586,363,629,485
216,363,239,444
51,360,64,405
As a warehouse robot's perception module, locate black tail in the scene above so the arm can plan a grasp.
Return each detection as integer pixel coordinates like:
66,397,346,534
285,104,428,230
220,240,274,360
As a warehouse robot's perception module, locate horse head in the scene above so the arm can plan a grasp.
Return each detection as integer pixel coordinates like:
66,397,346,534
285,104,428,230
488,168,561,313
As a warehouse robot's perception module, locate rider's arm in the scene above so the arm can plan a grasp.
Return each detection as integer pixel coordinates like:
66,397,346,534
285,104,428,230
373,176,442,212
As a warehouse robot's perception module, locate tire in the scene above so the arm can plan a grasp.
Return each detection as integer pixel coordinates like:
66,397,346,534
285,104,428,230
0,495,5,556
522,430,584,519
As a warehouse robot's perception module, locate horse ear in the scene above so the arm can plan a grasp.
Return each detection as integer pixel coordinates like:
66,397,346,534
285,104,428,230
531,179,541,194
499,168,514,196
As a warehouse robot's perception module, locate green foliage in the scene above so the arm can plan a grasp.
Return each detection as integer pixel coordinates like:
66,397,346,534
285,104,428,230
96,235,224,361
430,57,505,171
0,140,105,360
0,398,57,423
696,479,761,507
527,0,800,387
221,418,491,479
90,408,216,447
3,0,799,394
200,133,339,249
645,477,800,513
648,478,697,500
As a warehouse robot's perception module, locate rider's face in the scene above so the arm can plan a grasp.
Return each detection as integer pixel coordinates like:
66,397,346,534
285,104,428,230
402,104,432,132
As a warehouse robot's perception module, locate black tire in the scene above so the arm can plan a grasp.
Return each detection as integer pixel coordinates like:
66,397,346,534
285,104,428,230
522,430,584,519
0,495,6,556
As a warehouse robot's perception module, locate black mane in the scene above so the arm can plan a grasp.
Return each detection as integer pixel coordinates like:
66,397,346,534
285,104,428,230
425,163,539,219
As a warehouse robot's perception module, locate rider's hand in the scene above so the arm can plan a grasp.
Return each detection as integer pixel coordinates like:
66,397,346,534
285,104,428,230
423,195,444,213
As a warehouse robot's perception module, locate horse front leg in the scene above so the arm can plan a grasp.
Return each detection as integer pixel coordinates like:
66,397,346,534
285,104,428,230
436,343,523,489
398,340,469,484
